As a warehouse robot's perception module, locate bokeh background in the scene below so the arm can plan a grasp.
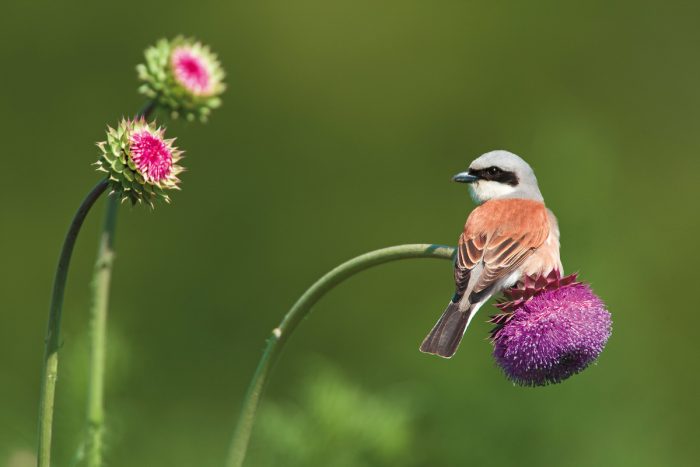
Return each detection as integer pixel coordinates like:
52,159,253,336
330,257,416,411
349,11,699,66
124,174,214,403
2,1,699,466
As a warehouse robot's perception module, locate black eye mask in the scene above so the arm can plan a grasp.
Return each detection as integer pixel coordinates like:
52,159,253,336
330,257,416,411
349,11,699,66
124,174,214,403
468,167,519,186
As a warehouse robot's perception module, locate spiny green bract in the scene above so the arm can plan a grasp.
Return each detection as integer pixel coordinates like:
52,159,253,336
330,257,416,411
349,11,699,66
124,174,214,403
137,36,225,123
95,118,183,207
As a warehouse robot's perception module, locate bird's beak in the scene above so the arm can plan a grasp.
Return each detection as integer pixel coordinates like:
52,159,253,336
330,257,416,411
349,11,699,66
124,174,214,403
452,171,479,183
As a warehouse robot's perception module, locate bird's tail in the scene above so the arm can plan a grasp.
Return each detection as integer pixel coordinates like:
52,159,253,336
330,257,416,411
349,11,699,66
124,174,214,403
419,301,472,359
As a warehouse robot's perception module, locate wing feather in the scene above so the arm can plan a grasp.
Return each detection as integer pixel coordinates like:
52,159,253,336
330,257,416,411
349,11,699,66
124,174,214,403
452,199,550,303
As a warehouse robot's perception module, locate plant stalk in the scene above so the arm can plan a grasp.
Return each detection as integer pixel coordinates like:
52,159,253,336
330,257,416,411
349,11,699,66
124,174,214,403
225,244,456,467
38,179,109,467
84,196,118,467
84,100,155,467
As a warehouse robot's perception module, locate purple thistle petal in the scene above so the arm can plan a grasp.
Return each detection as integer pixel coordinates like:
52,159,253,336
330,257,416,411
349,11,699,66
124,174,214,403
492,282,612,387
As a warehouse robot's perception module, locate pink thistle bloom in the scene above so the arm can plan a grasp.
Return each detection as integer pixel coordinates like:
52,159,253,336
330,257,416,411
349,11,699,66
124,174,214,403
171,47,214,96
130,129,174,183
96,118,184,206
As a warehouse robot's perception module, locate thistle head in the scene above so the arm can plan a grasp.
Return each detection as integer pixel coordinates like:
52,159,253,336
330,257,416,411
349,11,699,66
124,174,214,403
95,118,184,206
137,36,225,122
490,278,612,387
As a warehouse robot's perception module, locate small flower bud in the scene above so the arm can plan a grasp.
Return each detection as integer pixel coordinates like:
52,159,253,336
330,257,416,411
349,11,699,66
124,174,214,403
137,37,225,122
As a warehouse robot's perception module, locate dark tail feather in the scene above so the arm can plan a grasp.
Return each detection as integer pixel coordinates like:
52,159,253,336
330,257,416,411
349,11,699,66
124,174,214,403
420,302,470,359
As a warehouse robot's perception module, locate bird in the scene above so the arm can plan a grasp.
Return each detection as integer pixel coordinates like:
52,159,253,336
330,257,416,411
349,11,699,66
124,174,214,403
420,150,563,359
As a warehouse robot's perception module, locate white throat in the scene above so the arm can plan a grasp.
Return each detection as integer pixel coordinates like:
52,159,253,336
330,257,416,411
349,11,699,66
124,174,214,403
468,180,543,204
469,180,515,204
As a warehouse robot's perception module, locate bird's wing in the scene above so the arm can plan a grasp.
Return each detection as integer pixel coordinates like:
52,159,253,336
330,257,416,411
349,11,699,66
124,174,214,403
454,199,550,303
454,232,484,298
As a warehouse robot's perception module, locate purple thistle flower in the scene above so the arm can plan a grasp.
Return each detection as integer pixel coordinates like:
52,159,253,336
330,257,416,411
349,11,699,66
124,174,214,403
491,281,611,387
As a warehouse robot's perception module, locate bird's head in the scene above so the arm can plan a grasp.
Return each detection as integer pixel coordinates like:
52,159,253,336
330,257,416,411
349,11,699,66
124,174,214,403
453,150,543,204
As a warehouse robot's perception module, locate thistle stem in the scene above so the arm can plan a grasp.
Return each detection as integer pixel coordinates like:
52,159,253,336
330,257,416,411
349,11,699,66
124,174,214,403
138,100,156,119
224,244,456,467
38,179,109,467
84,100,155,467
85,196,118,467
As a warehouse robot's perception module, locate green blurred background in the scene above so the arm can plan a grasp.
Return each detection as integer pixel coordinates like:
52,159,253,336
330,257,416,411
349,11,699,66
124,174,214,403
2,1,699,466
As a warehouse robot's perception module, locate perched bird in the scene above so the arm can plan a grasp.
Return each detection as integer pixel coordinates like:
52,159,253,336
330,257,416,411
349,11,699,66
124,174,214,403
420,150,563,359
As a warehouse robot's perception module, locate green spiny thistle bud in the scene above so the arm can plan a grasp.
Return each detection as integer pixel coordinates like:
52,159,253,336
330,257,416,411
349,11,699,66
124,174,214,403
137,37,226,122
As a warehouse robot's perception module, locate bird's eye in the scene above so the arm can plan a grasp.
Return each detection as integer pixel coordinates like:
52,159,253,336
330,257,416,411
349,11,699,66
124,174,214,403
488,167,501,175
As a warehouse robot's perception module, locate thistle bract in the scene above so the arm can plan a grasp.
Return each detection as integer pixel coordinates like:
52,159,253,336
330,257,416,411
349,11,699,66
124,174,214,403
96,118,183,206
137,37,225,122
490,277,611,387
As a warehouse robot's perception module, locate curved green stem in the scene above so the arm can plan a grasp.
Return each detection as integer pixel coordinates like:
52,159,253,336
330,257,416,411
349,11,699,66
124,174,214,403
225,244,456,467
38,179,109,467
84,100,155,467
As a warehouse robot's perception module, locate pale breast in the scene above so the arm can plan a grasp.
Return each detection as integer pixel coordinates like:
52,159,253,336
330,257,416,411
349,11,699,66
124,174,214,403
520,208,563,277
